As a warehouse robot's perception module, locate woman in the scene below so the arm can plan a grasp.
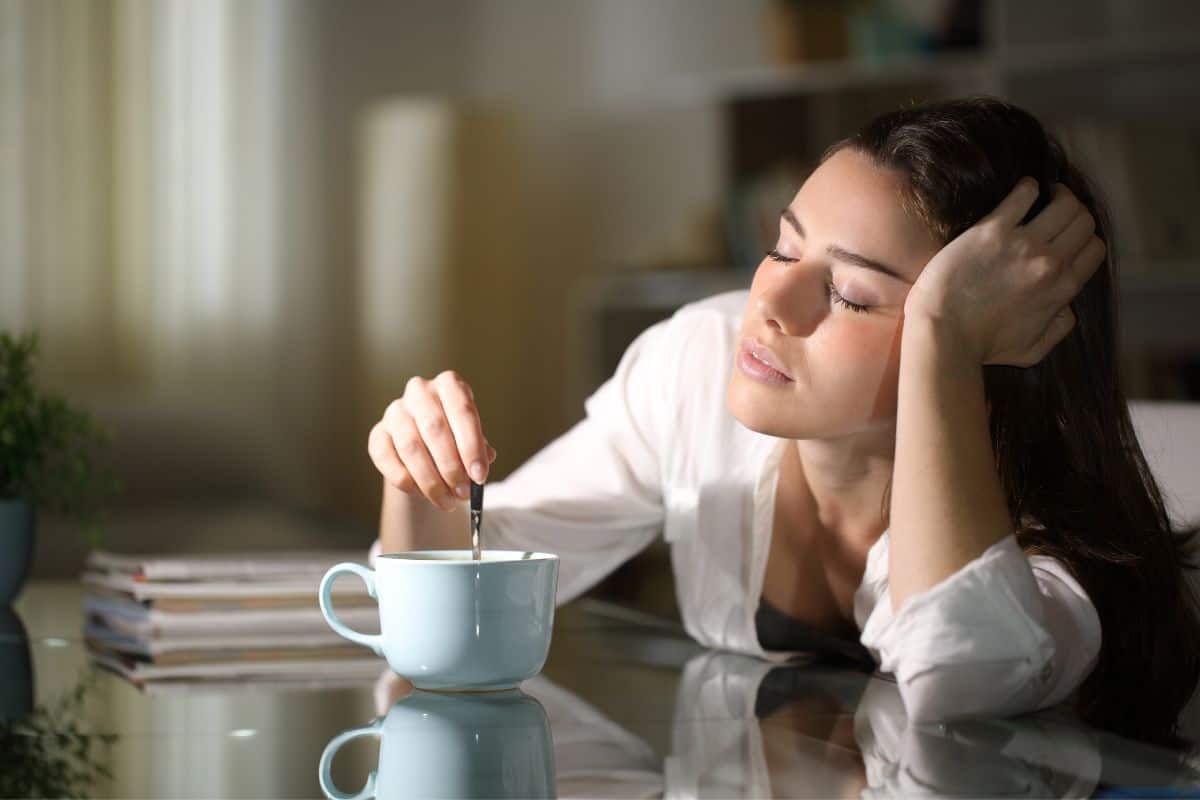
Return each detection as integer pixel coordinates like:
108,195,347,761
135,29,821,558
366,97,1200,748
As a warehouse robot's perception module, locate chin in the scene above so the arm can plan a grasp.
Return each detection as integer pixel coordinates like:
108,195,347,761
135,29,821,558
725,375,802,438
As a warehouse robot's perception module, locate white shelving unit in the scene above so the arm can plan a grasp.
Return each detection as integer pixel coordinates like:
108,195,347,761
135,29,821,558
661,29,1200,103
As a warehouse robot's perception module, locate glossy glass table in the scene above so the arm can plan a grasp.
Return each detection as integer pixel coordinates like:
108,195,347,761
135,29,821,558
5,580,1200,798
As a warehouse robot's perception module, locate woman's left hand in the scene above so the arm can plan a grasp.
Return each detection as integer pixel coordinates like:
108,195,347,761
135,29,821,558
903,177,1108,367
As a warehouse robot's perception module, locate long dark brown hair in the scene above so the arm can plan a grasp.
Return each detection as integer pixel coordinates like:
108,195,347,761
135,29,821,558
822,96,1200,749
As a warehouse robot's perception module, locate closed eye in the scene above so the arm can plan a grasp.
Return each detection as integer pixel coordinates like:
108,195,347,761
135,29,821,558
825,280,870,313
764,249,874,313
779,208,912,284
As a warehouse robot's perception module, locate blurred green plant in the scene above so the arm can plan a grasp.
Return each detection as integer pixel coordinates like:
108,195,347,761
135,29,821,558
0,668,119,798
0,331,120,547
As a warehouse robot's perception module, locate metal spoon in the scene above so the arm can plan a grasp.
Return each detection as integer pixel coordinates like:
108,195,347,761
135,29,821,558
470,480,484,561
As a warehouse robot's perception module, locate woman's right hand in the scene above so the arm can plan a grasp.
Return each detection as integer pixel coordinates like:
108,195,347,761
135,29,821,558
367,371,497,511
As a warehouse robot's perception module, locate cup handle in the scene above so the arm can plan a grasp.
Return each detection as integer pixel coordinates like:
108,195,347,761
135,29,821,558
318,717,383,800
319,562,384,657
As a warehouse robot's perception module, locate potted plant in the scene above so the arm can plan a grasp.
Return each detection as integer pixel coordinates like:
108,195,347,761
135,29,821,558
0,668,118,797
0,331,117,605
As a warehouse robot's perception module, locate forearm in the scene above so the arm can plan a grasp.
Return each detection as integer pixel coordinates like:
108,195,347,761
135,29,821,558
888,316,1014,615
379,478,471,553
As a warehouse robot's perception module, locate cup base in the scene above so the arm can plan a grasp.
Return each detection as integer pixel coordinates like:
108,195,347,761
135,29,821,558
409,679,523,693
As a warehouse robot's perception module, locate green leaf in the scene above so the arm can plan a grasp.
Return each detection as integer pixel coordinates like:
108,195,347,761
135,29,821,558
0,329,119,546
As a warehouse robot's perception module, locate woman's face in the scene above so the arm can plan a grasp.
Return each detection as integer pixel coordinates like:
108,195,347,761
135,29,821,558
727,147,943,440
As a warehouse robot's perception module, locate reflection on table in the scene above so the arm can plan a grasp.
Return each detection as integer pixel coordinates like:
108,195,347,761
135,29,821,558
6,582,1200,798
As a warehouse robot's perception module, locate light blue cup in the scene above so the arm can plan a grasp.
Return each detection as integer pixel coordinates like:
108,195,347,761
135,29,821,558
318,550,559,691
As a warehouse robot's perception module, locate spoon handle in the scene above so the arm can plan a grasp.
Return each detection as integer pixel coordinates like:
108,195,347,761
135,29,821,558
470,480,484,560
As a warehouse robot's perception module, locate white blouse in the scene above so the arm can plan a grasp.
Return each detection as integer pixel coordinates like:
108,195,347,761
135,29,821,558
368,288,1103,723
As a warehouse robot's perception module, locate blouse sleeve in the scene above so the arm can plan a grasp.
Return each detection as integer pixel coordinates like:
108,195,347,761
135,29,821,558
369,311,693,604
858,533,1102,725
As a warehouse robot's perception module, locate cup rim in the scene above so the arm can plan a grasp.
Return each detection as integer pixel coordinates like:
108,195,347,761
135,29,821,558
377,549,558,564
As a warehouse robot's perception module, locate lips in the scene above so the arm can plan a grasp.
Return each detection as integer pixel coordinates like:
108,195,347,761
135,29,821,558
742,337,793,380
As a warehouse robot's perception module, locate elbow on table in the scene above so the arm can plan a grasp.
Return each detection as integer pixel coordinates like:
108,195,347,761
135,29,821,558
897,653,1054,725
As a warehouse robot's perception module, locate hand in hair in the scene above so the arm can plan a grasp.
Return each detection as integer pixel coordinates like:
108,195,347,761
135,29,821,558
902,177,1107,367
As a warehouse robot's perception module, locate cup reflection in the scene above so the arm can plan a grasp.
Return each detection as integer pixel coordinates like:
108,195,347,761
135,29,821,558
319,686,556,799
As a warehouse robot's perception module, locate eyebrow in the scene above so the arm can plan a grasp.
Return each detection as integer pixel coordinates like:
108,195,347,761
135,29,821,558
781,208,911,284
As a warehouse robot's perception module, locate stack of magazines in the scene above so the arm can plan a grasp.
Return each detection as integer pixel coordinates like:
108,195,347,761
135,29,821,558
81,549,385,687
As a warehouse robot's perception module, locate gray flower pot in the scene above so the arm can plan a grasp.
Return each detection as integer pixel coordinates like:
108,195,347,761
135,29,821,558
0,498,35,606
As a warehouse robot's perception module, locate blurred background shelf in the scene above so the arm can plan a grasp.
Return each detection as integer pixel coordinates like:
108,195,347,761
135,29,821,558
664,49,995,102
666,30,1200,103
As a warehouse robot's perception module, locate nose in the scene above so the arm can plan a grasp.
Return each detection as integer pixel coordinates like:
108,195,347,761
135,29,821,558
754,257,826,337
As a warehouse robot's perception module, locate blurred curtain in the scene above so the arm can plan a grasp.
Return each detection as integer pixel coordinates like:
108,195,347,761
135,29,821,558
0,0,332,505
1,0,115,382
